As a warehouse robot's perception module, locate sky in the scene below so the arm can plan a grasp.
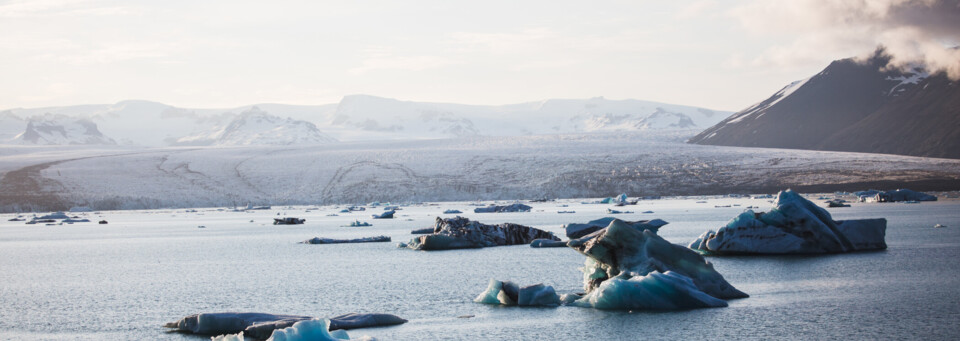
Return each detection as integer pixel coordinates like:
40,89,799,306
1,0,957,112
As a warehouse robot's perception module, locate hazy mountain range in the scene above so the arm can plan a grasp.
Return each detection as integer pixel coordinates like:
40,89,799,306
0,95,731,146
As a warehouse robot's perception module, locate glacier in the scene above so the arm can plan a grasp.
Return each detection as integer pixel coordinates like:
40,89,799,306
689,189,887,254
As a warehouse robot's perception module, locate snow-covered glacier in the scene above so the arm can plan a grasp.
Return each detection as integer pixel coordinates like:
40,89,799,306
689,189,887,254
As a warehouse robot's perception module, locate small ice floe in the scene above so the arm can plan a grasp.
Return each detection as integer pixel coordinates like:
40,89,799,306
606,208,633,214
410,227,433,234
98,220,108,224
166,312,405,340
934,224,946,228
557,210,576,214
343,220,372,227
473,203,532,213
529,239,567,248
301,236,390,244
563,217,667,239
273,217,306,225
442,209,462,214
371,210,395,219
197,225,206,228
826,199,850,207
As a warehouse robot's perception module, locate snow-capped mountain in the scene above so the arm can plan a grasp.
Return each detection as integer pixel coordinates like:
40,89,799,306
325,95,728,139
11,114,116,145
0,96,732,145
174,107,337,146
689,49,960,159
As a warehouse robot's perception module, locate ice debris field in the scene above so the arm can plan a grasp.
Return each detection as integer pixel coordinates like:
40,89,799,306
1,190,959,340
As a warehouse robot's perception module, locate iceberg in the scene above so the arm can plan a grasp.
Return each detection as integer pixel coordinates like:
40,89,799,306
326,313,408,330
403,216,559,250
301,236,390,244
475,218,745,310
166,312,404,339
529,239,567,248
442,209,462,214
689,189,887,254
856,188,937,202
371,210,395,219
569,219,747,305
343,220,372,227
473,203,532,213
410,227,433,234
266,319,350,341
563,217,667,239
474,279,561,307
273,217,305,225
37,212,70,220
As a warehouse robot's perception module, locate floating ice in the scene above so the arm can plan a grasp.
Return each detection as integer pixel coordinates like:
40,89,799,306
529,239,567,248
371,210,395,219
690,189,887,254
571,270,727,310
403,216,558,250
473,203,532,213
569,219,747,304
442,209,462,214
301,236,390,244
273,217,305,225
166,312,403,339
856,188,937,202
37,212,70,220
563,217,667,239
267,319,349,341
474,279,561,307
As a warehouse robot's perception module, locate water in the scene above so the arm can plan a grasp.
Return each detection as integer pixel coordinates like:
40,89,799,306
1,198,958,340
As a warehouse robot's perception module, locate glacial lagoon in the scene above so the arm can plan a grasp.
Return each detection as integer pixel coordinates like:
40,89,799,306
1,196,958,340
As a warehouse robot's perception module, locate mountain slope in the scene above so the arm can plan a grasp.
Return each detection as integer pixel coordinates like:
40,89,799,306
12,114,116,145
689,50,959,159
174,107,337,146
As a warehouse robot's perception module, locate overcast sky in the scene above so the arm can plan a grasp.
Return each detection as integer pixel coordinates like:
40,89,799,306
1,0,957,111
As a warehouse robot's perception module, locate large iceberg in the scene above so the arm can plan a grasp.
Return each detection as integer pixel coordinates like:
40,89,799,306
856,188,937,202
401,216,558,250
165,312,404,339
473,203,532,213
569,219,747,307
689,189,887,254
476,218,746,310
563,217,667,239
210,319,353,341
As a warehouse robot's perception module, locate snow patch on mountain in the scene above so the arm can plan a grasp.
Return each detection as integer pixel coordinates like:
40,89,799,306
12,114,116,145
174,107,337,146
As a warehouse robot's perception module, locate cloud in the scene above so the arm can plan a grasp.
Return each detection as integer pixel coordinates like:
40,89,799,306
348,47,460,74
0,0,135,18
729,0,960,78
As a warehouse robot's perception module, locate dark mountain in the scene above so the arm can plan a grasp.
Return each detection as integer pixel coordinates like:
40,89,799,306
689,50,960,159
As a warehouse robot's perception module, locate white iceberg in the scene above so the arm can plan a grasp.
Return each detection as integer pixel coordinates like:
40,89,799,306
689,189,887,254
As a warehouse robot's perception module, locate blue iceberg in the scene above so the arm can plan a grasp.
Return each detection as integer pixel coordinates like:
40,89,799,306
371,210,395,219
690,189,887,254
473,203,532,213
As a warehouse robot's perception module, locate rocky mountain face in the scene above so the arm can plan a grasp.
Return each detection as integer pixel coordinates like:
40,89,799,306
689,50,960,159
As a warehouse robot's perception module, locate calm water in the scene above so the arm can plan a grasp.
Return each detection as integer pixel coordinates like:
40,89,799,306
1,198,958,340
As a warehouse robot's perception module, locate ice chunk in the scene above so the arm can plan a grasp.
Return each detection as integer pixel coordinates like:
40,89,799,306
529,239,567,248
371,210,395,219
327,313,407,330
301,236,391,244
571,271,727,310
473,203,532,213
212,331,245,341
690,189,887,254
404,216,559,250
564,217,667,240
442,209,462,214
474,279,560,307
267,319,348,341
569,218,747,301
